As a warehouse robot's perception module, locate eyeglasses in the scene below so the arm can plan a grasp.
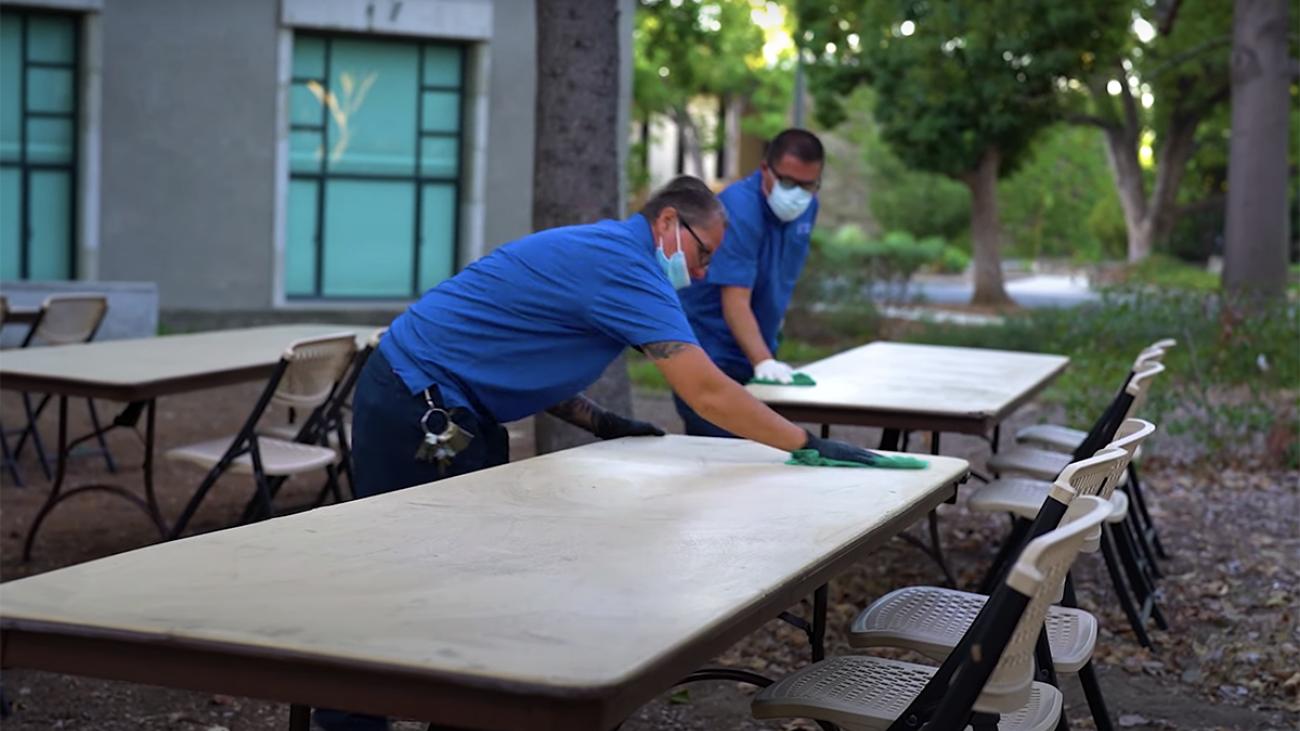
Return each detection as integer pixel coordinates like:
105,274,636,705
768,162,821,193
679,218,716,267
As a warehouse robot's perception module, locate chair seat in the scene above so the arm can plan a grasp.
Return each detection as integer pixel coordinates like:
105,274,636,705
752,655,1062,731
848,587,1099,674
167,436,338,476
263,421,351,448
1015,423,1087,452
968,477,1055,520
986,446,1072,481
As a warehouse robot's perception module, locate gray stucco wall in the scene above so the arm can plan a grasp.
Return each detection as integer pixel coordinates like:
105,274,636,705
96,0,537,311
481,0,535,251
98,0,280,310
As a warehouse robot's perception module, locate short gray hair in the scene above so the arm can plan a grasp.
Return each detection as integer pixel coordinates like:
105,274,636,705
640,175,728,227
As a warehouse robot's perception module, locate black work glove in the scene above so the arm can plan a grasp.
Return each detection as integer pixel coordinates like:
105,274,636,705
801,431,889,466
592,412,666,440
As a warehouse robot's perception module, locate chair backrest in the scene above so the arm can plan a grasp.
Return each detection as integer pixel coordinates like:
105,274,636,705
272,333,358,410
25,294,108,346
1122,360,1164,421
983,496,1113,706
917,496,1113,728
289,327,386,444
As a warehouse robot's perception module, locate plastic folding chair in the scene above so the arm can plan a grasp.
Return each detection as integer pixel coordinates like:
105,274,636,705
10,294,113,481
751,495,1114,731
859,434,1146,731
165,332,357,538
1016,340,1176,565
0,296,22,487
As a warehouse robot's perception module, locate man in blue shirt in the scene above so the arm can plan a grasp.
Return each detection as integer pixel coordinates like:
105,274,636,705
676,129,824,437
315,176,887,730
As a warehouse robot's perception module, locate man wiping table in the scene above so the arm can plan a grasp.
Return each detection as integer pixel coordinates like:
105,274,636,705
324,175,921,731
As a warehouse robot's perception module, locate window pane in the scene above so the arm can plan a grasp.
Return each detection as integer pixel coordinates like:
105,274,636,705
293,35,325,80
322,180,413,297
1,16,20,161
285,178,318,297
0,168,20,279
419,184,456,291
26,14,75,64
290,129,322,172
27,117,73,163
28,169,71,279
291,82,324,127
326,39,417,175
27,67,74,113
420,135,459,178
421,91,460,134
422,44,461,87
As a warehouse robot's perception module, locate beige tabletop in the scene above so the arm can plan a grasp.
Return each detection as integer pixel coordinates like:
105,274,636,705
747,341,1069,435
1,435,968,729
0,324,376,401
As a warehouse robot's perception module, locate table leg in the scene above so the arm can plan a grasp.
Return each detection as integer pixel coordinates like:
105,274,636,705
812,584,828,662
22,398,166,561
288,704,310,731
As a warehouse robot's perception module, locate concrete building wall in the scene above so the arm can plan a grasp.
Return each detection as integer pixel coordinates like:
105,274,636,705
94,0,537,311
98,0,281,310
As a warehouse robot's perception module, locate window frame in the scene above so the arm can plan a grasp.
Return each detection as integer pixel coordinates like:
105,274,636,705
286,30,469,301
1,6,80,281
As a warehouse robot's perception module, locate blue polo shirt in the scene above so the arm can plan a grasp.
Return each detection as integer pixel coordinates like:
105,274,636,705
678,170,817,374
380,214,698,423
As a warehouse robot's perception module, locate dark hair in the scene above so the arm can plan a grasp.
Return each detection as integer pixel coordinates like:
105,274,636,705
640,175,728,227
765,128,824,166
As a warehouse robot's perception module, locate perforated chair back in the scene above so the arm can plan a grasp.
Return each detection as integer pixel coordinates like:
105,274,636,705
26,294,108,346
272,333,358,410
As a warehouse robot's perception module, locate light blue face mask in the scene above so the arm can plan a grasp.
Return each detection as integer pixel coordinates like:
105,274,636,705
767,180,815,222
657,223,691,290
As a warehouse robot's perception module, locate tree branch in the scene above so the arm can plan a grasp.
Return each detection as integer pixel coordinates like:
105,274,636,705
1147,35,1234,79
1156,0,1183,36
1117,63,1140,133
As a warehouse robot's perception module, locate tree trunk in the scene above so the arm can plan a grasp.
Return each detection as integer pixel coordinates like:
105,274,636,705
1222,0,1291,300
673,105,707,178
1101,127,1154,262
964,148,1013,305
532,0,633,454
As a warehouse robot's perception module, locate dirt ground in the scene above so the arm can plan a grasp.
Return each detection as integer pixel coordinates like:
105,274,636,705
0,383,1297,730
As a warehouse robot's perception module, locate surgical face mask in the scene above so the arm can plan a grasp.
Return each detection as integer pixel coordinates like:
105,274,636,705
657,223,691,290
767,180,815,222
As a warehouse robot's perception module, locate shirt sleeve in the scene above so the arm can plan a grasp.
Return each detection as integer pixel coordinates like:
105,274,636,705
588,261,700,348
705,197,763,289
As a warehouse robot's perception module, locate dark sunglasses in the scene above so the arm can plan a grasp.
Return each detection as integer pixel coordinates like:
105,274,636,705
679,218,716,267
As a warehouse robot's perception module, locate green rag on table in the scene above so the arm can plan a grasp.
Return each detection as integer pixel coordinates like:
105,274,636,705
785,449,929,470
748,372,817,387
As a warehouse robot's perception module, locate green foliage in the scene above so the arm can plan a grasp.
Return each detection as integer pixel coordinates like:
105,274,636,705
1108,253,1220,292
900,290,1300,464
634,0,791,142
798,0,1130,179
998,125,1126,260
804,225,966,304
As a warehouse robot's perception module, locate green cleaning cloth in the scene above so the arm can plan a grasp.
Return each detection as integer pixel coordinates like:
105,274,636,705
785,449,929,469
749,372,817,387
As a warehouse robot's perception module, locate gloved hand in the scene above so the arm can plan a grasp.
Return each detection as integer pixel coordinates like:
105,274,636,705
754,358,796,384
801,432,890,466
592,412,666,440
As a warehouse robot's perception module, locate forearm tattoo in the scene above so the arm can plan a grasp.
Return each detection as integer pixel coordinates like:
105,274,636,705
546,395,607,431
642,341,691,360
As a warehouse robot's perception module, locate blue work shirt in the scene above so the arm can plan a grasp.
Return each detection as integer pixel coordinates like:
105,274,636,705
380,214,698,423
678,170,817,374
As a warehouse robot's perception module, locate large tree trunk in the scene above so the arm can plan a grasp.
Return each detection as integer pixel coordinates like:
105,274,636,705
532,0,633,454
673,105,707,178
964,148,1013,305
1222,0,1291,299
1101,127,1155,262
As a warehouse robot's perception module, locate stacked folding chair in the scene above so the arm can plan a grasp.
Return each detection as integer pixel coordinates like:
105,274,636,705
976,344,1171,649
165,332,357,538
749,455,1119,730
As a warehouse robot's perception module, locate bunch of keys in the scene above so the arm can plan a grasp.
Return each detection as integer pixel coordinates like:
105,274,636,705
413,391,474,474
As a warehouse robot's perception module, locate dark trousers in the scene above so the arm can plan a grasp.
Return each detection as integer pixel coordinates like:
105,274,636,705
314,349,508,731
672,361,752,438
